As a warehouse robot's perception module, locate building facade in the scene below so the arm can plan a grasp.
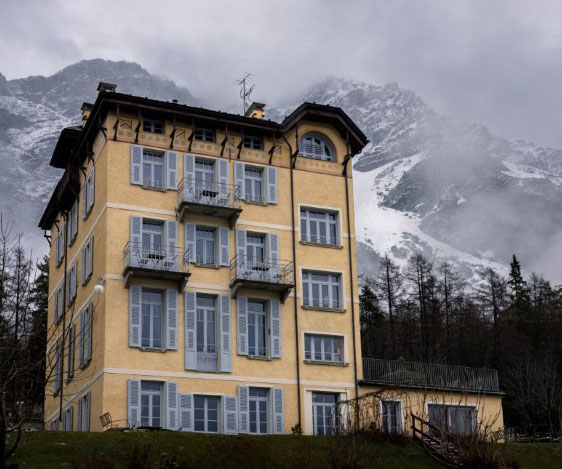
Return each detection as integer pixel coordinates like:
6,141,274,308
40,83,368,435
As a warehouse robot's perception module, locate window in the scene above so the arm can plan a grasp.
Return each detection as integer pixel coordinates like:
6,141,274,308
302,271,342,309
246,233,265,265
69,201,78,245
196,295,217,372
66,261,77,306
249,388,268,434
81,236,94,285
244,167,264,203
82,169,95,219
141,220,164,257
195,159,215,189
428,404,476,436
194,127,215,142
140,381,163,428
248,300,267,357
312,393,339,435
55,226,65,267
382,401,401,433
194,395,220,433
305,334,343,363
195,228,216,265
54,338,62,395
301,209,339,245
143,118,164,134
79,302,92,368
63,406,73,431
66,323,74,382
141,290,164,349
54,285,64,324
300,133,335,161
244,135,263,150
77,392,91,432
142,150,165,189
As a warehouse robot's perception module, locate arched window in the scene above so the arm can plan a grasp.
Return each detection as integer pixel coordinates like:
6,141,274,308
299,133,336,161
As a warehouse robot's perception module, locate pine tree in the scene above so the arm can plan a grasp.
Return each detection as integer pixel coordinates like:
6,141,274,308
508,254,530,317
359,284,384,357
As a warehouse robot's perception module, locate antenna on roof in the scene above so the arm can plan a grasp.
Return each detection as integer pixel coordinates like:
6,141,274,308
234,73,255,114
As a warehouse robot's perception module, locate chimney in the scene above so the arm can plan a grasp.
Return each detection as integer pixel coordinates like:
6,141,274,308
97,82,117,93
81,102,93,128
245,102,266,120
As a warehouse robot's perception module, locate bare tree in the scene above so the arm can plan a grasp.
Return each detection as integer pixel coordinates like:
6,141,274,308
437,262,465,361
374,255,402,357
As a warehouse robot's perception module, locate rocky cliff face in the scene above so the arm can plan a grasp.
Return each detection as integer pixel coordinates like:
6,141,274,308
2,61,561,281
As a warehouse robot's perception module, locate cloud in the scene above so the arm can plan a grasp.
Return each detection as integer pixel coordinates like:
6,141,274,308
1,0,562,148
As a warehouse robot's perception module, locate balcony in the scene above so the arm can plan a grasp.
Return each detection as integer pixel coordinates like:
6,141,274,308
230,255,294,303
123,242,190,291
177,179,242,227
361,358,502,394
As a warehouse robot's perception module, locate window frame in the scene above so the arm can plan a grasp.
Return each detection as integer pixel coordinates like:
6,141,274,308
381,400,402,434
248,388,269,434
194,127,216,143
299,133,336,161
142,149,166,190
312,392,339,435
300,207,340,246
304,333,344,364
247,299,268,358
244,166,265,204
195,226,217,266
140,288,165,350
194,395,221,433
243,134,263,150
302,270,343,310
196,294,218,372
143,118,165,134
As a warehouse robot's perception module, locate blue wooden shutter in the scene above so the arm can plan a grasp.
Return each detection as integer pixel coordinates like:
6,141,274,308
166,151,178,190
87,236,94,279
184,223,195,263
224,396,238,434
67,323,74,380
179,393,193,432
129,216,142,268
128,379,141,428
85,303,93,362
129,286,141,347
184,292,196,370
166,289,178,350
270,300,281,358
267,167,278,204
184,153,195,189
234,162,245,200
82,184,88,219
79,309,85,367
70,202,78,242
237,296,248,356
235,230,246,276
268,233,279,280
219,227,230,266
219,295,231,372
218,158,228,199
77,398,82,431
81,245,86,285
88,168,95,211
165,220,178,270
131,145,143,185
84,392,91,431
166,381,179,430
273,388,284,434
237,385,249,433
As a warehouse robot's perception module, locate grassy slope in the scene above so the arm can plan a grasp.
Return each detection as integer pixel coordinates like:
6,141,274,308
7,432,562,468
9,431,439,468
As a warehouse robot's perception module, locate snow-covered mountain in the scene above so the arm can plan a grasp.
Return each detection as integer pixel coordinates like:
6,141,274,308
2,61,561,282
270,78,562,282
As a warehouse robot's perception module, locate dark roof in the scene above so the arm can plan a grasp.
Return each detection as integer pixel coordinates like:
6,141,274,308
49,126,83,168
39,87,368,229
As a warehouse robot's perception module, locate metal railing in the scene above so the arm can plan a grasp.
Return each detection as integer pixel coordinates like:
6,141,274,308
124,242,190,273
362,358,500,393
197,351,218,372
230,255,294,285
178,179,242,209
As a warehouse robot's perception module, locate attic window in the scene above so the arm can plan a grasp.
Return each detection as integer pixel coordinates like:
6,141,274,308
299,133,335,161
243,135,263,150
143,118,164,134
194,127,215,143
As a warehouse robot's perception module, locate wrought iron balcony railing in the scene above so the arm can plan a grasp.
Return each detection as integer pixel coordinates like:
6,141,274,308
230,255,293,285
362,358,501,394
178,179,242,210
123,242,190,279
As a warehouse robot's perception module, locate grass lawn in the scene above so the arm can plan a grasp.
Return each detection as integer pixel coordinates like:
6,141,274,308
8,431,440,468
6,432,562,468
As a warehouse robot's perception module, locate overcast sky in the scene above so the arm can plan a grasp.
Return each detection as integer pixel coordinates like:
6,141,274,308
1,0,562,148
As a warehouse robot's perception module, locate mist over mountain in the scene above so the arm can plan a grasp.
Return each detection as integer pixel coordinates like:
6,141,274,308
1,60,560,282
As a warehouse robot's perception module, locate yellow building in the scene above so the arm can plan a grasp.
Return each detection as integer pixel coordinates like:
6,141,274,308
39,82,503,438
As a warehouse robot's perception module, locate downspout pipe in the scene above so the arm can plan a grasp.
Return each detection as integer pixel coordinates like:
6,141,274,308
343,138,360,402
59,211,68,422
281,133,302,429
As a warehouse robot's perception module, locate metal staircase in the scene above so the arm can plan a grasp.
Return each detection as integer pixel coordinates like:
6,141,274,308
411,413,462,468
